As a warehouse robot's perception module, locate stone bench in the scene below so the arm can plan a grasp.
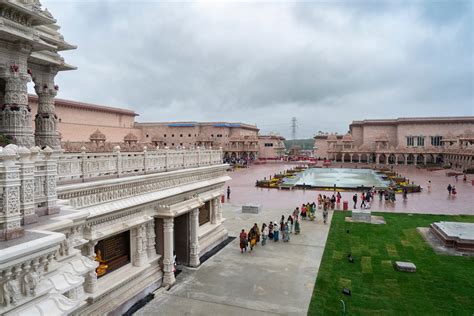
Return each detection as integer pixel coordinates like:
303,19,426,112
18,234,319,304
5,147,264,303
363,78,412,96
242,204,262,214
352,209,371,223
395,261,416,272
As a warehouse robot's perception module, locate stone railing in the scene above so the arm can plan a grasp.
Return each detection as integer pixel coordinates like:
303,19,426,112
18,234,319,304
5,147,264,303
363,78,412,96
57,147,223,183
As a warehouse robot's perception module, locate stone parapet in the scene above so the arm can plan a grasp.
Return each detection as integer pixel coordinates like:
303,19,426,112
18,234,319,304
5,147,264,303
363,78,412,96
57,147,223,183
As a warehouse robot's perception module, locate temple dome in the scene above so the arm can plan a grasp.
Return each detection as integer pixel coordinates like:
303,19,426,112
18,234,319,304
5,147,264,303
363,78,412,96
89,129,106,142
124,132,138,142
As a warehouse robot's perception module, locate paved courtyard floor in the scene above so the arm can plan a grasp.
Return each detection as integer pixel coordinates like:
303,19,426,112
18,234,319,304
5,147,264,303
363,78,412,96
226,163,474,215
138,204,334,315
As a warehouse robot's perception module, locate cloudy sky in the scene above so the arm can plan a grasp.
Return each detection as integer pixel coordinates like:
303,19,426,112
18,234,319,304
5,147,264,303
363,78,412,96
42,0,473,138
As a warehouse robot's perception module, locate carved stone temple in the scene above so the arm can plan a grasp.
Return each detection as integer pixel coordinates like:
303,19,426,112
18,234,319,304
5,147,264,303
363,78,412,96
0,1,229,314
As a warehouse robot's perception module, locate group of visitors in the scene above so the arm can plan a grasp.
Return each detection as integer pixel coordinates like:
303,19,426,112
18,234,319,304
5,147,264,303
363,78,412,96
317,193,340,209
299,202,317,221
239,211,305,253
352,187,376,209
447,184,457,197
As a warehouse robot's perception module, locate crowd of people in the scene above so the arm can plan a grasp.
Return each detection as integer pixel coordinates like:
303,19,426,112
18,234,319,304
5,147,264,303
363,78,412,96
240,205,322,253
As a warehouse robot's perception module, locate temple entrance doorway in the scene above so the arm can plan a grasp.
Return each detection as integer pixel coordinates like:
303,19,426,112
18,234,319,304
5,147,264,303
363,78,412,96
174,213,190,266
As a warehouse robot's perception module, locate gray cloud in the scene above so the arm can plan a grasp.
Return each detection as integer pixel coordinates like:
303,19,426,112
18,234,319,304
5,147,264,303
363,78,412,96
43,0,473,138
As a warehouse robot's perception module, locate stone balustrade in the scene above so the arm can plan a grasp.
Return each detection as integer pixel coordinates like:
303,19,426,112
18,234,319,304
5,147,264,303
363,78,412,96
57,147,223,183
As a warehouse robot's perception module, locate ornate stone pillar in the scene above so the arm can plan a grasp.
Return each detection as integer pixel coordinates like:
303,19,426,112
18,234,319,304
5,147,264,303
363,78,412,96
0,70,34,147
210,199,217,225
217,197,223,222
414,154,418,165
18,147,38,224
84,241,98,293
376,154,380,165
146,220,157,260
358,154,361,163
0,146,23,240
43,147,59,214
162,218,175,285
133,224,148,267
189,208,200,267
33,70,61,149
395,155,398,165
349,154,353,163
404,154,408,165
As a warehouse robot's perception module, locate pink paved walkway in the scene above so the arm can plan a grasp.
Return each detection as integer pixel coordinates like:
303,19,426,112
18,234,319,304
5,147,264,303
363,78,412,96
225,163,474,215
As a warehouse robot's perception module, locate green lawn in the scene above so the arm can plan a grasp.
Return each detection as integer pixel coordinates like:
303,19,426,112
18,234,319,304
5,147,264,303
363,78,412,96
309,212,474,315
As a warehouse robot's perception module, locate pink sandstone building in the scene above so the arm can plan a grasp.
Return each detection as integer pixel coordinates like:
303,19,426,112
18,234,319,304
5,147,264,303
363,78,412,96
28,95,287,160
257,135,286,160
313,117,474,172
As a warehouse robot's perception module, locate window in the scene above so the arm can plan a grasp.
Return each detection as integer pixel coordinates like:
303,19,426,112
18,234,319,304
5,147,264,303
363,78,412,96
416,136,424,147
180,134,183,137
406,137,414,147
199,202,210,225
431,136,443,146
58,118,62,123
180,143,183,146
172,143,175,146
146,134,149,138
164,134,167,137
211,134,214,137
172,134,174,137
264,143,274,147
188,134,191,137
164,143,167,146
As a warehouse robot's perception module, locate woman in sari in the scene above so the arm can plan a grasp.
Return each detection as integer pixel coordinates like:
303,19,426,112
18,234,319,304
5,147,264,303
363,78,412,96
273,220,280,242
301,205,307,220
283,222,290,242
295,218,301,235
287,215,293,233
254,223,261,243
248,227,257,252
268,222,274,240
239,229,247,253
261,223,268,246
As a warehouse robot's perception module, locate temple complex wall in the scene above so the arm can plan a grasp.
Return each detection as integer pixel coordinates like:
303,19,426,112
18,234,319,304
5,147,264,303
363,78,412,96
395,122,473,145
313,137,329,159
360,125,398,147
28,95,141,143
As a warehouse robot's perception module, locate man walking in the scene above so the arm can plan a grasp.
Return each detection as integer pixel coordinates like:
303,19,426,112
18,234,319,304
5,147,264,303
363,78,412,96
352,194,358,209
447,184,452,196
227,186,231,200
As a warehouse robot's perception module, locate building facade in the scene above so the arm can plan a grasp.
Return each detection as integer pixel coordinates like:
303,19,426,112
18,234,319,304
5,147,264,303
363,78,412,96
137,121,260,161
257,135,286,160
315,117,474,171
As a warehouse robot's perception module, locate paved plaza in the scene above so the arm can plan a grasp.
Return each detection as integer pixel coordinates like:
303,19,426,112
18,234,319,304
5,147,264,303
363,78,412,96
226,163,474,215
138,204,334,315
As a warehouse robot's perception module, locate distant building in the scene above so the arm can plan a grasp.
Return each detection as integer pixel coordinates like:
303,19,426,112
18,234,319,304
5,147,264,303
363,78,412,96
258,135,286,159
137,121,260,161
314,117,474,171
28,96,295,161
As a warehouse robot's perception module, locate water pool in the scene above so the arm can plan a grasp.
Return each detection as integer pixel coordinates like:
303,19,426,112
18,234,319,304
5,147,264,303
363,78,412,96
281,168,390,189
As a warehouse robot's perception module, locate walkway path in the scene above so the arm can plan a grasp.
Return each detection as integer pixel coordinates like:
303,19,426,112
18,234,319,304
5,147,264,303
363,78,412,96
138,204,334,315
